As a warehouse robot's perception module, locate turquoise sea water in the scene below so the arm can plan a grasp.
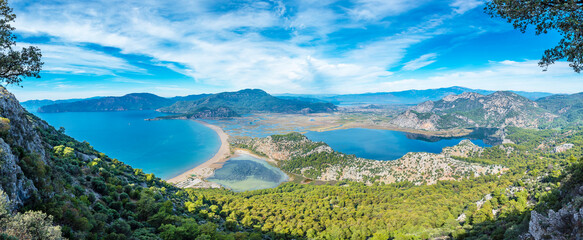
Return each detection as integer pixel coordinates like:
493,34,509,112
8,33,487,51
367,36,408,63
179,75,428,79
35,111,220,180
304,128,490,160
207,153,288,192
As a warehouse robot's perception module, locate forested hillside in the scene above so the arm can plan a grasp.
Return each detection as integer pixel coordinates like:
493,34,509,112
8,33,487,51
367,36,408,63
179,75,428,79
38,93,176,113
1,85,583,239
536,92,583,127
159,89,337,118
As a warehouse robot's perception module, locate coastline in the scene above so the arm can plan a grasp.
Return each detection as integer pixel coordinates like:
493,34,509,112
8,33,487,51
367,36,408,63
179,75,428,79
167,120,231,184
166,120,289,189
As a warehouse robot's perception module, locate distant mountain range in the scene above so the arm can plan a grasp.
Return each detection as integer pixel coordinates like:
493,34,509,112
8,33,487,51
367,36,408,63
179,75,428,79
159,89,337,118
30,93,210,113
38,93,175,113
23,87,566,123
30,89,337,119
276,86,554,105
24,86,557,113
21,97,102,112
391,91,583,131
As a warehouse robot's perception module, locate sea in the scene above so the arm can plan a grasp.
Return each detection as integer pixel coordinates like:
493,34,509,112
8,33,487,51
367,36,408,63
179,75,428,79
35,110,220,180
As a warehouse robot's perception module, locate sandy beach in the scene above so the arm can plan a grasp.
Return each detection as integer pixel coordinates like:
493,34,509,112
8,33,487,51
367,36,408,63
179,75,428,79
167,121,231,184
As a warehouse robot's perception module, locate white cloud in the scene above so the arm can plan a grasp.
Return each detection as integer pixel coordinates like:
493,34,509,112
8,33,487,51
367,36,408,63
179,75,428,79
402,53,438,71
378,60,583,94
19,43,144,75
450,0,484,14
347,0,427,21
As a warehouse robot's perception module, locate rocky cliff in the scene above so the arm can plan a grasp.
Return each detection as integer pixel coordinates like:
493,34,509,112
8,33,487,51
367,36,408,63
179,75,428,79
0,87,50,208
391,91,557,131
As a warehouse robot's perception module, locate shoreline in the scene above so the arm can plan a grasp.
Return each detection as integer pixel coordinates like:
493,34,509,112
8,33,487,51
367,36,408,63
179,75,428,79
166,120,231,184
166,115,478,187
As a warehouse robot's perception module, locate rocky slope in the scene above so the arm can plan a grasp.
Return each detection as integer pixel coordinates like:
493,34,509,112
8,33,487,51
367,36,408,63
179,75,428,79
536,92,583,126
232,133,505,185
0,87,50,208
391,91,557,131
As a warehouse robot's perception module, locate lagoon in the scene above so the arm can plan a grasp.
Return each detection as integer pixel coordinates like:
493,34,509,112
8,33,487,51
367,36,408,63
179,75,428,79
36,110,220,179
207,153,288,192
304,128,490,161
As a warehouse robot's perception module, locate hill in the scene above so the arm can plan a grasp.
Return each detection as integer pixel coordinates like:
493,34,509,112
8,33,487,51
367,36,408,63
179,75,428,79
38,93,176,112
20,98,100,112
391,91,556,131
28,93,210,113
159,89,337,118
536,92,583,126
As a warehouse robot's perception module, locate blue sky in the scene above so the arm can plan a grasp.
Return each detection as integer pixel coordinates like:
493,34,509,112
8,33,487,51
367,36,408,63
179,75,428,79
6,0,582,100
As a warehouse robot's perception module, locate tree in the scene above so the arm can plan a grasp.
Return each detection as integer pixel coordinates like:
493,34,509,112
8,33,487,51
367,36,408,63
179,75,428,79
0,0,42,85
0,191,62,240
485,0,583,72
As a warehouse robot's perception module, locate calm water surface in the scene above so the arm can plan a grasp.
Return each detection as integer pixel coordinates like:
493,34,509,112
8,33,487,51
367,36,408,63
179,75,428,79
36,111,220,179
207,153,288,192
305,128,490,160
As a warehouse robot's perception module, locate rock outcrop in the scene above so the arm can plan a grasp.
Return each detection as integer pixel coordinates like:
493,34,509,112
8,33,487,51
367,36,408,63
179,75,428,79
0,87,50,208
391,91,557,131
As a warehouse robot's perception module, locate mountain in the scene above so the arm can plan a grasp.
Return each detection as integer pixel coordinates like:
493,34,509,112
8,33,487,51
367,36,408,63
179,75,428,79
25,93,210,113
391,91,557,131
277,86,553,105
38,93,176,112
20,98,100,112
159,89,337,118
536,92,583,125
170,93,212,102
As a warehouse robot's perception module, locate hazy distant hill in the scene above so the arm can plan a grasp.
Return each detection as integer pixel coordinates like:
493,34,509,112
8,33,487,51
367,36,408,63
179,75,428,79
21,98,100,112
536,92,583,125
391,91,557,131
159,89,337,117
35,93,211,113
39,93,176,112
277,86,553,105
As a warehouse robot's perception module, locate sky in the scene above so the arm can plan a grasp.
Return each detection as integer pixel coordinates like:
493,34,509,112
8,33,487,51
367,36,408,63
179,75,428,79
6,0,583,101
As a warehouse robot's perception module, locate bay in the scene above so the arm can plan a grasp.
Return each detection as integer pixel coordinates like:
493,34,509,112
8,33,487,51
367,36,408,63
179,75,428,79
35,110,220,179
304,128,490,161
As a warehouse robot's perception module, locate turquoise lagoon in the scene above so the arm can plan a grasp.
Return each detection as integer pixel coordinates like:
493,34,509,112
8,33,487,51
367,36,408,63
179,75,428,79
36,111,220,179
207,153,288,192
304,128,490,161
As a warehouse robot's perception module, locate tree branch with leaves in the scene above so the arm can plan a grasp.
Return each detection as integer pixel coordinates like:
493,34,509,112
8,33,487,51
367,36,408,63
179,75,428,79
0,0,42,85
485,0,583,73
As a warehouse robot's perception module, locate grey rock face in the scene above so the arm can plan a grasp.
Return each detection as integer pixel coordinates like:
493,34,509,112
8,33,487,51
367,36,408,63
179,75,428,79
529,205,583,240
391,91,556,131
0,86,50,208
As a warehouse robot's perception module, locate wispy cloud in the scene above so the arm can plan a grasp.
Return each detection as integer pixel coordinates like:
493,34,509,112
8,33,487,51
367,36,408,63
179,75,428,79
450,0,484,14
402,53,438,71
30,44,144,75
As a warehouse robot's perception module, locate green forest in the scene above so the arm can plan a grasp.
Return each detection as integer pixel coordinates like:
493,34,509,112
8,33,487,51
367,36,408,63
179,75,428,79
1,109,582,239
